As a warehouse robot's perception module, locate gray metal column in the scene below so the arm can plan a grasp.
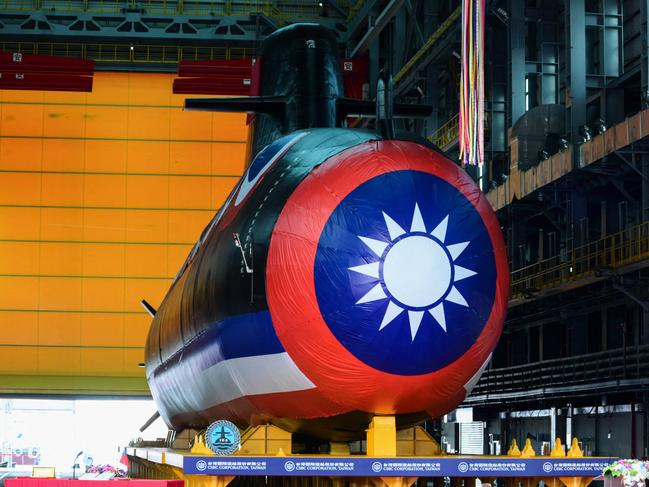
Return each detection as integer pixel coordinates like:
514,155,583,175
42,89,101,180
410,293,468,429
509,0,526,125
642,0,649,101
569,0,587,166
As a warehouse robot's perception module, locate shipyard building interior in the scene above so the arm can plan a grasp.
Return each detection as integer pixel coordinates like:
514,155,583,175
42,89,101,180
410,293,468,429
0,0,648,484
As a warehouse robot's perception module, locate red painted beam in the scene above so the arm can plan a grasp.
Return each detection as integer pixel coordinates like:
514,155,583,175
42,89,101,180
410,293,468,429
0,72,93,92
177,59,252,78
173,76,251,96
0,51,94,75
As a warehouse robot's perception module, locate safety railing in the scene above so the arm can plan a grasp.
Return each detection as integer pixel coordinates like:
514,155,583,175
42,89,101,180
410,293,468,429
511,221,649,299
472,345,649,397
0,41,253,63
428,113,459,150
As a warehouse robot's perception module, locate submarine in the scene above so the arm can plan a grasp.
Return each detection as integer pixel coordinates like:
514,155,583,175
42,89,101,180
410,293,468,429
144,23,509,441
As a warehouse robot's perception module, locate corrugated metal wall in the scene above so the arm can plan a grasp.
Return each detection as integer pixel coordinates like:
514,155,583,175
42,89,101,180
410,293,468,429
0,72,247,395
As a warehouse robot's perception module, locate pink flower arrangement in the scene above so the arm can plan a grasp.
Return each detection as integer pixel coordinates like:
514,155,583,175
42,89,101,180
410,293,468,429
603,459,649,487
87,464,128,477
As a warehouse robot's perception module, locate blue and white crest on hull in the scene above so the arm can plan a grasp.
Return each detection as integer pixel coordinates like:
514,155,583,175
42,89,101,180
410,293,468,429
314,170,497,376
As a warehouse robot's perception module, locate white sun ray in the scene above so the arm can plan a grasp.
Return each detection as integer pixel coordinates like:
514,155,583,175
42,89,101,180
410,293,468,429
408,310,425,340
429,303,447,331
348,205,478,341
454,265,477,281
447,241,470,260
431,215,449,242
380,301,405,330
445,286,468,307
382,212,406,240
348,262,380,278
410,204,426,232
356,283,387,304
358,236,388,257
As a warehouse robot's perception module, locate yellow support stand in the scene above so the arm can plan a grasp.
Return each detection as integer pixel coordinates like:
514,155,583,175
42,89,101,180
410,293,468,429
544,438,567,487
367,416,397,457
507,438,521,456
520,438,536,457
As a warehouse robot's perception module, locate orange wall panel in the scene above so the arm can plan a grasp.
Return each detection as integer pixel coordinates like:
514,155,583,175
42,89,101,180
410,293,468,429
0,137,43,170
0,71,247,394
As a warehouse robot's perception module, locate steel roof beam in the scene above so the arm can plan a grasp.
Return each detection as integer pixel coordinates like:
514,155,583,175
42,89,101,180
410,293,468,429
349,0,405,58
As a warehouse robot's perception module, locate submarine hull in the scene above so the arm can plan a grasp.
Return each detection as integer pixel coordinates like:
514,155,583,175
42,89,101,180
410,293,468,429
145,130,508,439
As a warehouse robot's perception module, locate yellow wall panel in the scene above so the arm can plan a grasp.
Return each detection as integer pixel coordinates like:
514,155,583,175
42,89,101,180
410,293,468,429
38,347,81,374
82,243,126,276
2,106,44,136
40,242,83,275
211,142,247,175
39,278,82,310
0,346,39,373
168,245,193,273
128,107,171,140
84,174,127,207
82,279,125,310
43,105,86,139
211,112,248,141
38,312,81,345
123,314,150,347
0,311,38,344
124,244,168,277
42,90,87,105
169,177,213,209
0,207,40,239
170,110,213,140
84,106,128,139
82,209,126,242
42,139,85,172
169,141,211,175
0,172,41,205
168,210,209,243
0,276,39,309
0,71,246,394
126,175,169,208
125,211,169,243
128,73,172,105
81,313,125,346
2,90,44,103
127,141,170,174
0,137,43,171
84,139,127,173
91,72,129,105
81,348,124,374
123,349,145,374
42,173,84,206
211,178,238,206
40,208,83,241
0,242,39,274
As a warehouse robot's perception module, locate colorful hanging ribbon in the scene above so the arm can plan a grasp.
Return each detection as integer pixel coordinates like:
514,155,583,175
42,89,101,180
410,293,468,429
459,0,485,166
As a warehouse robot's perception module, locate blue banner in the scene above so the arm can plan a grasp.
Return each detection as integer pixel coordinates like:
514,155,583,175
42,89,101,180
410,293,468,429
183,456,616,477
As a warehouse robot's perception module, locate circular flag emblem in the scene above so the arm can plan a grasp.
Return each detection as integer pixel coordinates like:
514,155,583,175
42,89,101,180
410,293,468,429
205,420,241,455
266,139,508,414
314,170,496,375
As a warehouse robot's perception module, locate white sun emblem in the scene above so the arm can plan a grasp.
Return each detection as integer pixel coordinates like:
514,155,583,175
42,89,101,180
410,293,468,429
348,203,477,341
